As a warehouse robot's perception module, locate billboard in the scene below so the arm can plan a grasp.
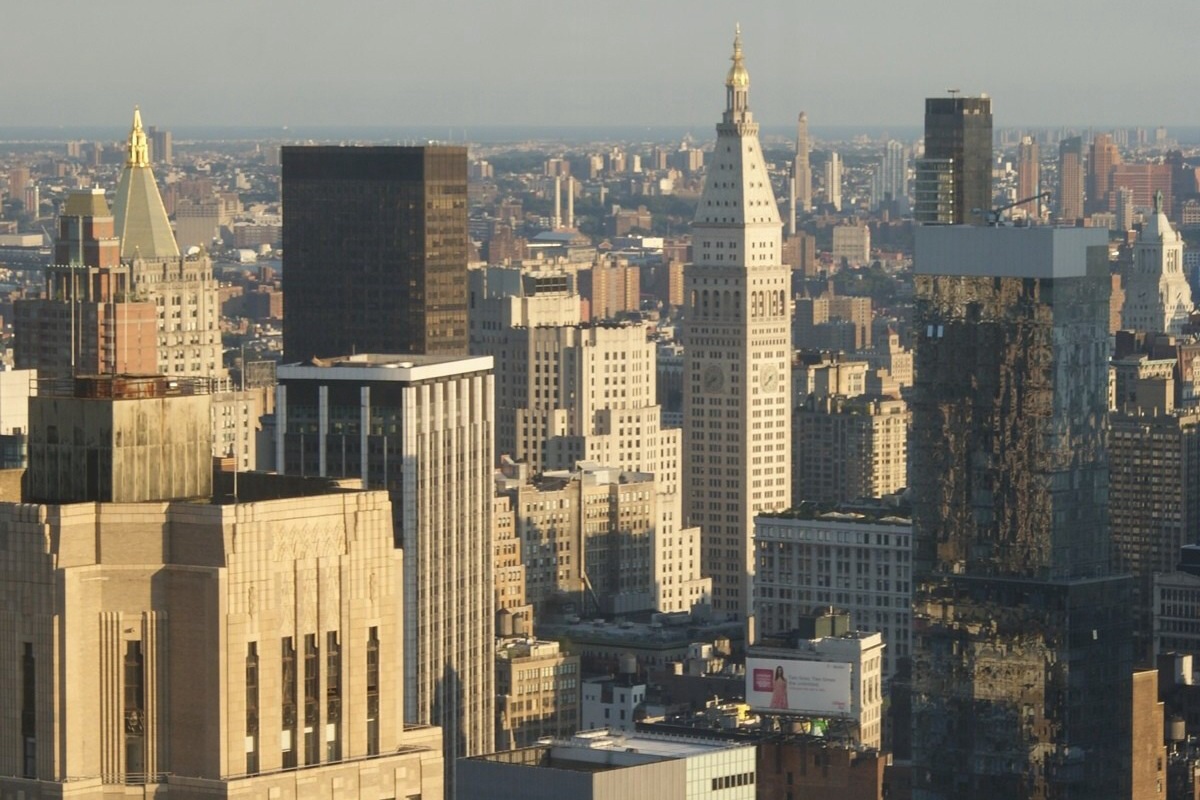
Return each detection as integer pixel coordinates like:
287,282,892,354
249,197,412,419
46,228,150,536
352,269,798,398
744,657,851,717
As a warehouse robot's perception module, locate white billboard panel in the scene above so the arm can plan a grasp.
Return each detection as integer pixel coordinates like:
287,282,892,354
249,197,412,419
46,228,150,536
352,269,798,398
744,657,851,716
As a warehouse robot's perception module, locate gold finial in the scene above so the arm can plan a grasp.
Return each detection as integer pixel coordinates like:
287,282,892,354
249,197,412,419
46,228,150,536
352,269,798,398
726,24,749,89
127,105,150,168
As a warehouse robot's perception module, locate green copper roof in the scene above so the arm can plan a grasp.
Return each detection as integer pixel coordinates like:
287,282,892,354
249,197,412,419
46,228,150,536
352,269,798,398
112,107,179,260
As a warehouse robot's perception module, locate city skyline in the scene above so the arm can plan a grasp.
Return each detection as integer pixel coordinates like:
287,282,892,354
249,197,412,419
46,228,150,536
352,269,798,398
6,1,1199,130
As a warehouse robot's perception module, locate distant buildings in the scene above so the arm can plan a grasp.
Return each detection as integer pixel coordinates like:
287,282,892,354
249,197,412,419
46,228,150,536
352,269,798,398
281,145,469,360
871,139,908,214
794,291,872,352
831,223,871,267
1057,136,1085,222
1015,135,1040,219
914,95,993,224
824,151,843,212
795,112,813,214
683,29,792,618
1087,133,1121,216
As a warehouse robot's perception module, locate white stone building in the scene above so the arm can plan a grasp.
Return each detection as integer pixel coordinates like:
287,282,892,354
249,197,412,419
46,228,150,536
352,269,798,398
684,29,792,618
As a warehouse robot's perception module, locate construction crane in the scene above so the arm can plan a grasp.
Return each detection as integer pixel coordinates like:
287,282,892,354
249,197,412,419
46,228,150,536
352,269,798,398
973,191,1051,226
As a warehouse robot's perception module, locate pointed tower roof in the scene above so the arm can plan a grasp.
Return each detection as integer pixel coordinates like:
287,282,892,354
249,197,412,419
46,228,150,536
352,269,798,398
726,24,749,89
1140,190,1181,245
112,106,179,260
694,27,778,230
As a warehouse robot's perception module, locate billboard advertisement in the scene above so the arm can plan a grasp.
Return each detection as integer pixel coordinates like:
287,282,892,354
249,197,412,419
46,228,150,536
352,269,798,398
744,657,852,717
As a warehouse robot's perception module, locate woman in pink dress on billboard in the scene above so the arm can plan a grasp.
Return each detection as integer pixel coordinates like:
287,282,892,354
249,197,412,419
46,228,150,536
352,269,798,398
770,666,788,709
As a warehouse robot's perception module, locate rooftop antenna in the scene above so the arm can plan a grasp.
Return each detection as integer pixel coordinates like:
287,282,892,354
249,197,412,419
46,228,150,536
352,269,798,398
947,88,961,98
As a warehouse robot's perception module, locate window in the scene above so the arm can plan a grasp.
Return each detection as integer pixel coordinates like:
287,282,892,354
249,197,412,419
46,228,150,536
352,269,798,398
282,637,297,768
304,635,319,765
22,643,35,778
124,641,145,778
366,627,380,755
326,632,342,762
246,642,260,774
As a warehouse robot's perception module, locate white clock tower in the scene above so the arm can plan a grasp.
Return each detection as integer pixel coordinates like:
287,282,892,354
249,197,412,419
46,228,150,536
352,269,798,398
683,27,792,619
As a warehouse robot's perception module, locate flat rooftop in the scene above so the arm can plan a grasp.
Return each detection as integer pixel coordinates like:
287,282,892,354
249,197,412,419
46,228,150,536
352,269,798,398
278,353,493,382
470,730,753,771
914,225,1109,279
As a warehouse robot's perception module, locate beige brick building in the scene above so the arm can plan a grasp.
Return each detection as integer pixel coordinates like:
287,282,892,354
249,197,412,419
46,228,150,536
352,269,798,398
0,376,443,800
495,459,709,616
495,639,580,750
792,395,909,505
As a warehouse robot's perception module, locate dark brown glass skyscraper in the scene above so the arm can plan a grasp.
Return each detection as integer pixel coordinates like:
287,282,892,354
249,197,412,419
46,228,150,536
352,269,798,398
914,95,993,224
282,146,468,360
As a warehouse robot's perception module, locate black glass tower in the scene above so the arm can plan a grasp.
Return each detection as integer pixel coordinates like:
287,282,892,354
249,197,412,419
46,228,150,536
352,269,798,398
910,226,1133,799
282,146,469,361
915,96,993,224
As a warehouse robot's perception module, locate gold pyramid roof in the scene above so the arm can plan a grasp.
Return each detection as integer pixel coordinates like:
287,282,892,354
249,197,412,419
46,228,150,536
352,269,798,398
112,106,179,260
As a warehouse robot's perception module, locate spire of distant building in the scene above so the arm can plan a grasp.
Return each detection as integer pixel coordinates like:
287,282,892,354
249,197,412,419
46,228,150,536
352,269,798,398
724,24,750,122
112,106,179,260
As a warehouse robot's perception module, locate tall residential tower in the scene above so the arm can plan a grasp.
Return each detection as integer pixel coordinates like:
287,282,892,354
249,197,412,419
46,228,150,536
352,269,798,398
683,28,792,618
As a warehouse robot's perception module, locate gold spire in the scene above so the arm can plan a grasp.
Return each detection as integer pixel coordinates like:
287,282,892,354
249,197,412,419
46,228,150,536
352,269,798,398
726,23,749,89
127,105,150,168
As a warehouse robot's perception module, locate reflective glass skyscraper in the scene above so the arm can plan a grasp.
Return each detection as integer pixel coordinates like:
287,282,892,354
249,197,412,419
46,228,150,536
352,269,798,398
282,146,469,361
910,226,1133,799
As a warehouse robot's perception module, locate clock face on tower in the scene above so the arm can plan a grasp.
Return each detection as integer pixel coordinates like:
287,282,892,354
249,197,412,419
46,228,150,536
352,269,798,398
759,364,778,393
703,364,725,394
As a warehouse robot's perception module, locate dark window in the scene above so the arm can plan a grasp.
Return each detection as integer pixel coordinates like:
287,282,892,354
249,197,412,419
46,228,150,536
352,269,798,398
124,641,145,779
245,642,259,774
282,637,297,768
326,632,342,762
304,634,319,765
22,642,35,778
367,627,380,755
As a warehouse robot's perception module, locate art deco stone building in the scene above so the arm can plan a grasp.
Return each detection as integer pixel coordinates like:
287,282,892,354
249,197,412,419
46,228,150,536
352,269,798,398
114,108,224,379
0,375,443,799
910,227,1133,799
683,29,792,618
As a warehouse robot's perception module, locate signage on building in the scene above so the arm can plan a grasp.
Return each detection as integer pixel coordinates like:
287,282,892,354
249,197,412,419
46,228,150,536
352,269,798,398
744,657,851,717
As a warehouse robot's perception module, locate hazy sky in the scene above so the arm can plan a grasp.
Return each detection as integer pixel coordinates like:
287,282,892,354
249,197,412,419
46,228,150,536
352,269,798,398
9,0,1197,131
